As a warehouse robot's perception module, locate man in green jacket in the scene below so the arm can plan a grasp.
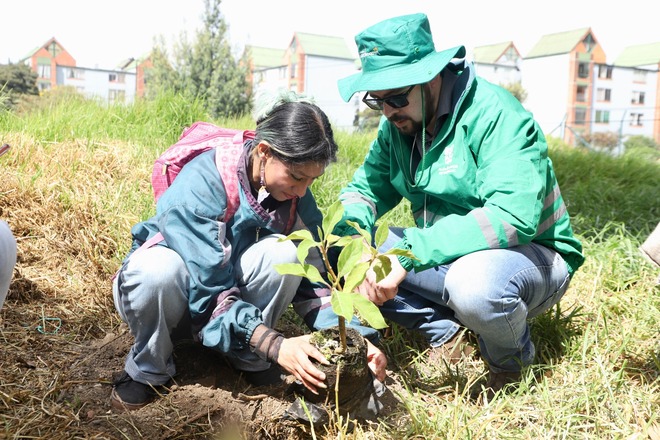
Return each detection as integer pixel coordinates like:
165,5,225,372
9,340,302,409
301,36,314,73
335,13,584,400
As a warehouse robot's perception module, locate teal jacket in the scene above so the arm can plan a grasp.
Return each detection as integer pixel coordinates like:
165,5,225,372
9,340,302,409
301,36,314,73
127,143,331,354
336,63,584,275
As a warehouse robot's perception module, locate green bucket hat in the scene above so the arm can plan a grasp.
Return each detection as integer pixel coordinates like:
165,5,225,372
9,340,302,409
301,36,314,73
338,13,466,102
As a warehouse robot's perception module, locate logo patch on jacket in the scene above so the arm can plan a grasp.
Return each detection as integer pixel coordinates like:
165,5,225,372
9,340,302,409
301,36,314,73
438,145,458,175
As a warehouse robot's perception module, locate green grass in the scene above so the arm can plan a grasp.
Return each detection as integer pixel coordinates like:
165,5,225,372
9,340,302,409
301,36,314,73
1,91,658,439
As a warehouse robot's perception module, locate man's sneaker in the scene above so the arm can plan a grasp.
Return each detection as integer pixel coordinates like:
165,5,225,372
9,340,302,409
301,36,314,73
110,371,168,411
427,328,477,367
470,370,522,402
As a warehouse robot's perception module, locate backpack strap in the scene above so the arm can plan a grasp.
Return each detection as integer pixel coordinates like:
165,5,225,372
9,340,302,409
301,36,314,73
215,130,253,222
114,130,255,281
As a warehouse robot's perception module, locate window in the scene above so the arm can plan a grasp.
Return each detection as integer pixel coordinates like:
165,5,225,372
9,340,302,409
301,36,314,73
596,88,611,102
595,110,610,123
504,46,518,62
576,85,587,102
108,89,126,103
598,65,613,79
629,113,643,126
47,41,61,58
67,68,84,79
632,69,647,83
278,67,286,79
631,91,645,105
290,63,296,79
574,108,587,125
583,34,595,52
578,62,589,78
108,73,125,82
38,64,51,79
38,82,51,92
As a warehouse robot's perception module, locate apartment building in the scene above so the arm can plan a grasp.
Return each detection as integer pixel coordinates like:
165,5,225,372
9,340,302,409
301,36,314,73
472,41,522,86
521,28,660,148
610,42,660,146
247,32,358,131
16,31,660,146
20,37,141,104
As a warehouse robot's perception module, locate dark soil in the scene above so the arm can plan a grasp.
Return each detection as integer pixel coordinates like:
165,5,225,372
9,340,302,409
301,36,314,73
53,323,404,439
300,326,373,407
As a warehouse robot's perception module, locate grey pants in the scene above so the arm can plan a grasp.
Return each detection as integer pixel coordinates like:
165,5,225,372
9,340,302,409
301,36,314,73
0,220,17,311
113,234,301,385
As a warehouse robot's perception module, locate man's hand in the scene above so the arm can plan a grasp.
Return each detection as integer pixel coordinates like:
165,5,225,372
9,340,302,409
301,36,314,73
277,335,330,394
357,254,407,306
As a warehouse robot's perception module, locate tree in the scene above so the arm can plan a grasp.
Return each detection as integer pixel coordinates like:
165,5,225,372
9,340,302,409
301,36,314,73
144,40,178,100
624,135,660,162
148,0,251,118
276,201,416,352
0,63,39,109
502,81,528,104
355,107,381,133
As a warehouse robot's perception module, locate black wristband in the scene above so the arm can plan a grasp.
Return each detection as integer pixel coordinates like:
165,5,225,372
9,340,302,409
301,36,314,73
250,325,284,363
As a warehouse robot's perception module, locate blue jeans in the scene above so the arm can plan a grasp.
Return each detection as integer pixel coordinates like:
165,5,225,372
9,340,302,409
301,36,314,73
379,227,571,373
113,234,302,385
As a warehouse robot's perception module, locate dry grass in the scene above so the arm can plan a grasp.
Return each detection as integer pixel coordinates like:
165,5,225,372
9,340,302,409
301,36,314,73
0,133,144,437
0,133,401,439
1,126,658,439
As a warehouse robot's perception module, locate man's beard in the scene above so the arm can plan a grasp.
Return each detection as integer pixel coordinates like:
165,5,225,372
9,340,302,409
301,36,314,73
387,84,435,136
389,116,423,136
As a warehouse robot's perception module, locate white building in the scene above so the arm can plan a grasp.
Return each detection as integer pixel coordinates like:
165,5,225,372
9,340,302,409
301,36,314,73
247,32,358,131
20,37,138,104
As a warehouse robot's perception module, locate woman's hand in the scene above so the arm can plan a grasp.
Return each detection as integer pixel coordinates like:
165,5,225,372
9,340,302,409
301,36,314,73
365,338,388,381
277,333,387,393
277,334,330,394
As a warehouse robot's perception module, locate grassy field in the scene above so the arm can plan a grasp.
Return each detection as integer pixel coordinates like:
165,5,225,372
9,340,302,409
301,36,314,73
0,91,658,439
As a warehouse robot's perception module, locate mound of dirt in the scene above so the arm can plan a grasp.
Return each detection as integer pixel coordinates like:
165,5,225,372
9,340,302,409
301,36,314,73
62,327,404,439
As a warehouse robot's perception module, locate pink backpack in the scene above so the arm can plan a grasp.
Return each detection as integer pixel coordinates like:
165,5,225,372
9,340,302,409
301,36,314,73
115,122,255,270
152,121,255,221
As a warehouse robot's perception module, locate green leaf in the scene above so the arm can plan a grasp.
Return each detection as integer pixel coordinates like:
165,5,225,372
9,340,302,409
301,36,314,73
374,221,390,249
279,230,315,243
384,248,418,260
351,293,388,329
301,263,326,284
337,238,364,279
274,263,307,277
321,201,344,240
296,239,316,264
331,235,354,248
346,220,371,244
371,255,392,283
342,261,370,293
275,263,326,285
324,232,342,247
330,288,354,322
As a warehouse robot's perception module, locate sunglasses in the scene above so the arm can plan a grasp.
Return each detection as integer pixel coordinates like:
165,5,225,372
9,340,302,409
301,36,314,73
362,85,416,111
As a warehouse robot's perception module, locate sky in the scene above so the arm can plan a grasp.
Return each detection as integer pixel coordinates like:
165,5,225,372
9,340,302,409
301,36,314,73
2,0,658,70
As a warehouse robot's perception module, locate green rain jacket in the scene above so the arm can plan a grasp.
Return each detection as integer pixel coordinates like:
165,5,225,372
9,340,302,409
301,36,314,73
336,63,584,275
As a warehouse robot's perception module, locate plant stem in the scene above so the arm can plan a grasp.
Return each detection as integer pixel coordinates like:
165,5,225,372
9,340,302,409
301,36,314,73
319,241,339,288
338,316,347,353
319,240,348,352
